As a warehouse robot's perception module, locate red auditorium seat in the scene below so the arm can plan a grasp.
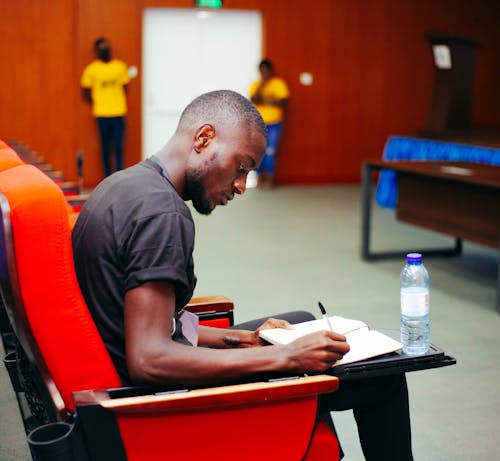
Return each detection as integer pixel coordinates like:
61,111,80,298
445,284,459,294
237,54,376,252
0,163,341,460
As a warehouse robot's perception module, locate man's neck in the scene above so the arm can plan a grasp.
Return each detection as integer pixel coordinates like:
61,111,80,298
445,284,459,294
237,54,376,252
155,137,190,199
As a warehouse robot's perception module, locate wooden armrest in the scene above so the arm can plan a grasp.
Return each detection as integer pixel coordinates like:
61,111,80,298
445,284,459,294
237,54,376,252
186,295,234,314
57,181,80,192
36,162,54,172
73,375,339,413
24,156,46,165
44,170,65,180
65,194,89,204
73,375,341,460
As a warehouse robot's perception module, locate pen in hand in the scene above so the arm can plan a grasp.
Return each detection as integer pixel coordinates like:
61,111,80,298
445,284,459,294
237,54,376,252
318,301,334,332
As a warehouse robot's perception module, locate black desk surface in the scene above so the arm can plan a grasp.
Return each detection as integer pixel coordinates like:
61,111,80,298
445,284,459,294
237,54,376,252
330,330,456,382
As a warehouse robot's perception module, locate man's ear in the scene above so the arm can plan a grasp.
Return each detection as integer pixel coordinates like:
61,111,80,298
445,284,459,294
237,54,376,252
193,124,215,153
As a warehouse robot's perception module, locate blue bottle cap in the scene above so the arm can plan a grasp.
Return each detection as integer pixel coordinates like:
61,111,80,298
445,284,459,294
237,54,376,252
406,253,422,263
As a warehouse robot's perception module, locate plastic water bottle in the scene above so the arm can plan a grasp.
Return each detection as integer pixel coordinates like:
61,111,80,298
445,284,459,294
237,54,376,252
400,253,430,355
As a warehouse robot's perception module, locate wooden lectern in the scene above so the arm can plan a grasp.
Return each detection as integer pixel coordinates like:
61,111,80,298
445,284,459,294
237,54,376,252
422,34,481,136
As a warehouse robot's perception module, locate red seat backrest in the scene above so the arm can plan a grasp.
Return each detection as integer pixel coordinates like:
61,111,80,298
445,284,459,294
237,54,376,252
0,164,121,412
0,144,80,229
0,147,24,171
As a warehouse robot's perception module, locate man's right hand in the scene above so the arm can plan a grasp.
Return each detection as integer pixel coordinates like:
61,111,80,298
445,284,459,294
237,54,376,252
281,331,350,372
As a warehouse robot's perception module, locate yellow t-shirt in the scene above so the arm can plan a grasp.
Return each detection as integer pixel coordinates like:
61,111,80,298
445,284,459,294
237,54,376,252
249,77,289,124
81,59,130,117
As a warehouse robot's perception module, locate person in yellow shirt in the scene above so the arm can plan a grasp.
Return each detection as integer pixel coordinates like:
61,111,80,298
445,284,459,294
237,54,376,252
81,38,130,176
249,59,289,187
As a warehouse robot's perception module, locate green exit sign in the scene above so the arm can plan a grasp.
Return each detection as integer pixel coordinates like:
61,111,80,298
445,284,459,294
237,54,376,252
196,0,223,7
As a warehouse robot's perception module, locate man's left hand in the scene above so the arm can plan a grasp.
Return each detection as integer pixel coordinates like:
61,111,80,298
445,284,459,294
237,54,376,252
222,318,293,348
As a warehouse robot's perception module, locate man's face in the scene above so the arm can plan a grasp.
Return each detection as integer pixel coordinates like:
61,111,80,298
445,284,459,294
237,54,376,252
96,41,111,62
186,125,266,215
259,65,273,81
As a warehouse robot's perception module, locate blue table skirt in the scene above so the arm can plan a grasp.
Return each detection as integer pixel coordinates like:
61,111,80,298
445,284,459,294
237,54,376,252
375,136,500,208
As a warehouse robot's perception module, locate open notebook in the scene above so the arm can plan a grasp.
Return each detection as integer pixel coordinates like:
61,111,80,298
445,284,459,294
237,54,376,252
259,316,403,366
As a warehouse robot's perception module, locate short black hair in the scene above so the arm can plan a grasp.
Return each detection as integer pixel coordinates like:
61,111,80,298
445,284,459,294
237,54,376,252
94,37,109,51
178,90,267,141
259,59,274,71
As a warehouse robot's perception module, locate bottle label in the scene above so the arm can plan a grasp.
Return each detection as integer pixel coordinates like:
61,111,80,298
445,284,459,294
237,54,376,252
401,288,429,316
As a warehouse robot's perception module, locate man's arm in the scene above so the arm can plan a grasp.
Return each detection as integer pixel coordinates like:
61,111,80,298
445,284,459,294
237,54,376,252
198,317,292,349
267,96,288,109
250,80,288,109
81,88,92,104
125,281,350,387
250,81,266,105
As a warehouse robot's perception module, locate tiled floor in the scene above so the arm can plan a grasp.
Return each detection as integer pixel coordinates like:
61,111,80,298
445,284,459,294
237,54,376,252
1,184,498,460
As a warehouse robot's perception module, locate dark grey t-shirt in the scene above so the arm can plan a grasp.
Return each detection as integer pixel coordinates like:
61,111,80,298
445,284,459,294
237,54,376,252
72,157,196,384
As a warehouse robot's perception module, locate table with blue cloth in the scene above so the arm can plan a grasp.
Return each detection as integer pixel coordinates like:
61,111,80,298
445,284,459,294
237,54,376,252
376,136,500,208
361,135,500,312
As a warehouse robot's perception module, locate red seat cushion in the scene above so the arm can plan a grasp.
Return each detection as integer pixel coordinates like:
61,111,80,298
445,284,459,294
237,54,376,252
199,318,231,328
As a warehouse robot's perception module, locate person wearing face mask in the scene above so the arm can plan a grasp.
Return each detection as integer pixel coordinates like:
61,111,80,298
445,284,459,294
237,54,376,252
81,37,130,177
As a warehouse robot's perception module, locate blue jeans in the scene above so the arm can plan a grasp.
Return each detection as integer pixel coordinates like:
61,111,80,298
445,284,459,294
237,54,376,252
96,116,125,176
257,122,283,176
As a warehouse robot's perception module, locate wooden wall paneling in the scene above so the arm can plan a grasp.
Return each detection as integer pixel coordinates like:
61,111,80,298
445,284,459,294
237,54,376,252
257,1,336,183
77,0,142,187
0,1,77,178
404,0,500,130
358,1,414,176
382,2,431,136
329,0,366,183
42,2,79,179
71,0,500,186
287,3,336,183
465,6,500,126
142,0,194,7
93,0,500,187
0,0,498,186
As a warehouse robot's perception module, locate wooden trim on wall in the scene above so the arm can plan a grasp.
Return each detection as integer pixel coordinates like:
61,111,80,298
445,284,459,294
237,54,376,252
0,0,499,187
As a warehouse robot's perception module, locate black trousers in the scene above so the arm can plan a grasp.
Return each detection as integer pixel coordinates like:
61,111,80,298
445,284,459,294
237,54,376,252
234,311,413,461
96,116,125,176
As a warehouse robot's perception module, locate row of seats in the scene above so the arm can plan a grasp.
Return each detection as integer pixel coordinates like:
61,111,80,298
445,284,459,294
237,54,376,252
0,139,87,227
0,143,340,460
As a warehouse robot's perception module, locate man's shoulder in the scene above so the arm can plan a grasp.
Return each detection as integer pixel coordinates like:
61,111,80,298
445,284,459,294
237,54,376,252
103,162,189,215
250,79,260,90
267,77,289,98
79,161,191,239
106,59,129,76
82,59,102,72
271,76,289,89
112,59,127,67
82,59,127,73
104,161,168,195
